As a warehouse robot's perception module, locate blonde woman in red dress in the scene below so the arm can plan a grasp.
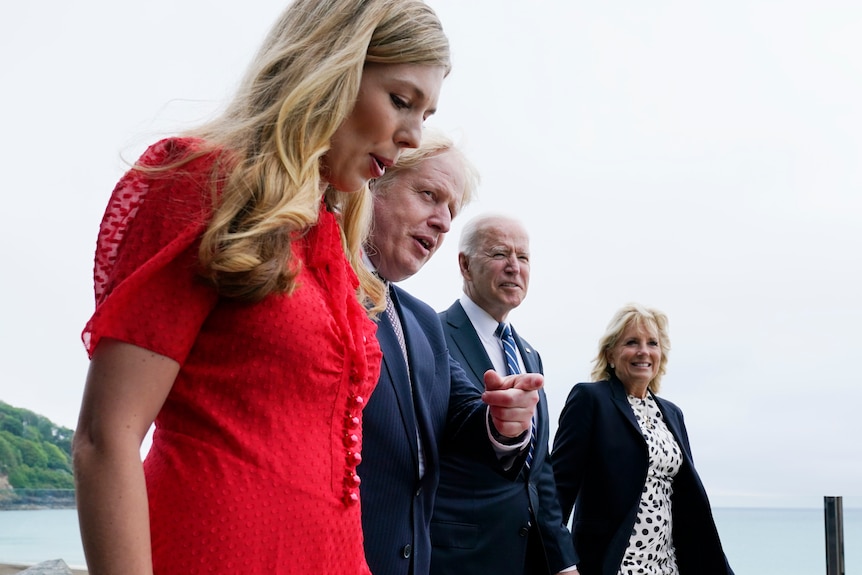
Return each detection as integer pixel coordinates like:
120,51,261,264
72,1,450,573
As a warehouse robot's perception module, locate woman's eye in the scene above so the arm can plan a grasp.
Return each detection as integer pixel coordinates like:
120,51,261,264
391,94,409,109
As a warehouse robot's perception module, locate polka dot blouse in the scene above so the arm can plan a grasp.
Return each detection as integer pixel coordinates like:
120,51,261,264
618,393,683,575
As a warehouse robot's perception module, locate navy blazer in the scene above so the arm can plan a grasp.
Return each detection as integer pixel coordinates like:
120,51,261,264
360,286,492,575
430,301,577,575
551,378,734,575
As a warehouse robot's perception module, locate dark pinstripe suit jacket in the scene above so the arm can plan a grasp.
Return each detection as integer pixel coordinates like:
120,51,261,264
359,286,494,575
431,300,576,575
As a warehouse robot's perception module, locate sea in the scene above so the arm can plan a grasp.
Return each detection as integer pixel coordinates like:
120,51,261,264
0,507,859,574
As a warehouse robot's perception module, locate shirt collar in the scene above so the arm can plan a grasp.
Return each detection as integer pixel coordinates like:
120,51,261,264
361,249,391,288
459,293,506,340
361,249,377,275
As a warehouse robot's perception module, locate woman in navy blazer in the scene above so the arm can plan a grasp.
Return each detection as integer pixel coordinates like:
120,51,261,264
551,304,733,575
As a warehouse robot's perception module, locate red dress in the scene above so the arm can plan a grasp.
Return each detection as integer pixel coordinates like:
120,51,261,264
83,138,381,574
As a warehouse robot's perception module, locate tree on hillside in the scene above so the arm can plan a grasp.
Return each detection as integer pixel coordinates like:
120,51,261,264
0,434,20,473
0,401,74,490
0,416,23,436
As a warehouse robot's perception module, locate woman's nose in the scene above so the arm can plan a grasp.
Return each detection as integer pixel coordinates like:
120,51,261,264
398,118,422,150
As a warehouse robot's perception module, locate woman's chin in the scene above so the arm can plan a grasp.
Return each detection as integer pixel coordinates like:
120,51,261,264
326,174,368,194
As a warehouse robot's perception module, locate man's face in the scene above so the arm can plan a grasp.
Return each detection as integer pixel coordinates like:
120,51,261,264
461,219,530,322
368,150,465,282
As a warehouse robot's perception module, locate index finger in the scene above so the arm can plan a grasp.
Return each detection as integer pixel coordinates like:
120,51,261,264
511,372,543,391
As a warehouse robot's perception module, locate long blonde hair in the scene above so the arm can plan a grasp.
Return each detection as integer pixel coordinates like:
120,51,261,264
174,0,449,305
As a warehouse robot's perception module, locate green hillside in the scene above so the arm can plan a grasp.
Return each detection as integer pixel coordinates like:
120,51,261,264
0,401,74,489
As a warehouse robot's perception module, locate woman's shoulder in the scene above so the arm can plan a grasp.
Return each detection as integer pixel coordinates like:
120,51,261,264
135,136,207,164
653,394,684,417
573,380,613,394
121,137,228,212
565,380,613,403
132,136,225,176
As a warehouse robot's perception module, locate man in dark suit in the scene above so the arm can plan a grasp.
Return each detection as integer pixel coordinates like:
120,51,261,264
359,132,543,575
432,214,577,575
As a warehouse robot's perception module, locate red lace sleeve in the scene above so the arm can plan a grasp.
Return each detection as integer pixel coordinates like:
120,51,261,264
82,138,220,363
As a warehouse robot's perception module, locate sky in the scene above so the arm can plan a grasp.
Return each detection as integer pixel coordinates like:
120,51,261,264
1,1,860,509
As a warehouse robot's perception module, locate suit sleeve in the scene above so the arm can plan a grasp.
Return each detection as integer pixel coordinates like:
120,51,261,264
535,391,579,570
444,352,539,485
550,383,596,524
672,405,694,464
444,356,494,444
439,314,534,482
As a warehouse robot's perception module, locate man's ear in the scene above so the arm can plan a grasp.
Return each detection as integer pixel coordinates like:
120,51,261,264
458,253,471,278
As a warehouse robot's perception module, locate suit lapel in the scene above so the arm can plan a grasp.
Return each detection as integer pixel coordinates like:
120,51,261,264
390,286,438,472
609,378,644,438
652,395,690,461
377,296,420,466
392,287,434,405
652,396,678,434
507,327,550,479
510,326,540,374
445,302,494,386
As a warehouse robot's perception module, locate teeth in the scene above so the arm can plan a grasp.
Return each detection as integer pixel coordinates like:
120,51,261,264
418,239,430,249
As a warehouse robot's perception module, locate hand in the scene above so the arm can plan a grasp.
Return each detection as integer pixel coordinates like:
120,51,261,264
481,369,542,438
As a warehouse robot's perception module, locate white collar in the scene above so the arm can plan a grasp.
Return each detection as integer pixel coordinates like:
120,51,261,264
459,293,506,340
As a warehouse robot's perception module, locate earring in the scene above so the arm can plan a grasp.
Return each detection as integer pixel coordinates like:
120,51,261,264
610,363,615,369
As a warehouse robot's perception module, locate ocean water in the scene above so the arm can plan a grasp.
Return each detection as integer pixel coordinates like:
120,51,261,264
0,509,86,568
714,507,860,574
0,507,859,573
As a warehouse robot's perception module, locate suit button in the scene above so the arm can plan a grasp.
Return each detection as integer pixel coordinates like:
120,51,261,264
518,526,530,537
401,544,412,558
415,486,423,497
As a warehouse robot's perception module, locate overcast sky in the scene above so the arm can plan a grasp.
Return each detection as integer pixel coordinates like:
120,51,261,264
2,1,860,508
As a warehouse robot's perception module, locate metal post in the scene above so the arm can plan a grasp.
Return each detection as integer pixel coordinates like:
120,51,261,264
824,496,844,575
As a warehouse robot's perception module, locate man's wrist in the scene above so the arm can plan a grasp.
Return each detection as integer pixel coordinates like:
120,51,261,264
487,411,529,444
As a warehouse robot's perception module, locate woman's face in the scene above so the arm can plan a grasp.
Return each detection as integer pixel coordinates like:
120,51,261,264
607,320,662,394
323,63,445,193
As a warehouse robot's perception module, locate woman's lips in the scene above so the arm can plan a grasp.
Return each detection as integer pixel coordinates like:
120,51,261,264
370,155,386,178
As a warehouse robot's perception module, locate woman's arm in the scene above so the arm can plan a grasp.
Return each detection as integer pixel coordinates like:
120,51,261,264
550,383,595,524
73,338,179,575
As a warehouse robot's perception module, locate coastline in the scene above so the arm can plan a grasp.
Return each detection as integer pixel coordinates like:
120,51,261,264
0,490,76,512
1,506,860,575
0,564,87,575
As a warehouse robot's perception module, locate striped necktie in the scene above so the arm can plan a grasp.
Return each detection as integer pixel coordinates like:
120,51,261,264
384,286,409,366
496,322,536,469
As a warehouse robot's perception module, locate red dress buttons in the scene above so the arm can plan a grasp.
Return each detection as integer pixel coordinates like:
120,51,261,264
343,490,360,506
